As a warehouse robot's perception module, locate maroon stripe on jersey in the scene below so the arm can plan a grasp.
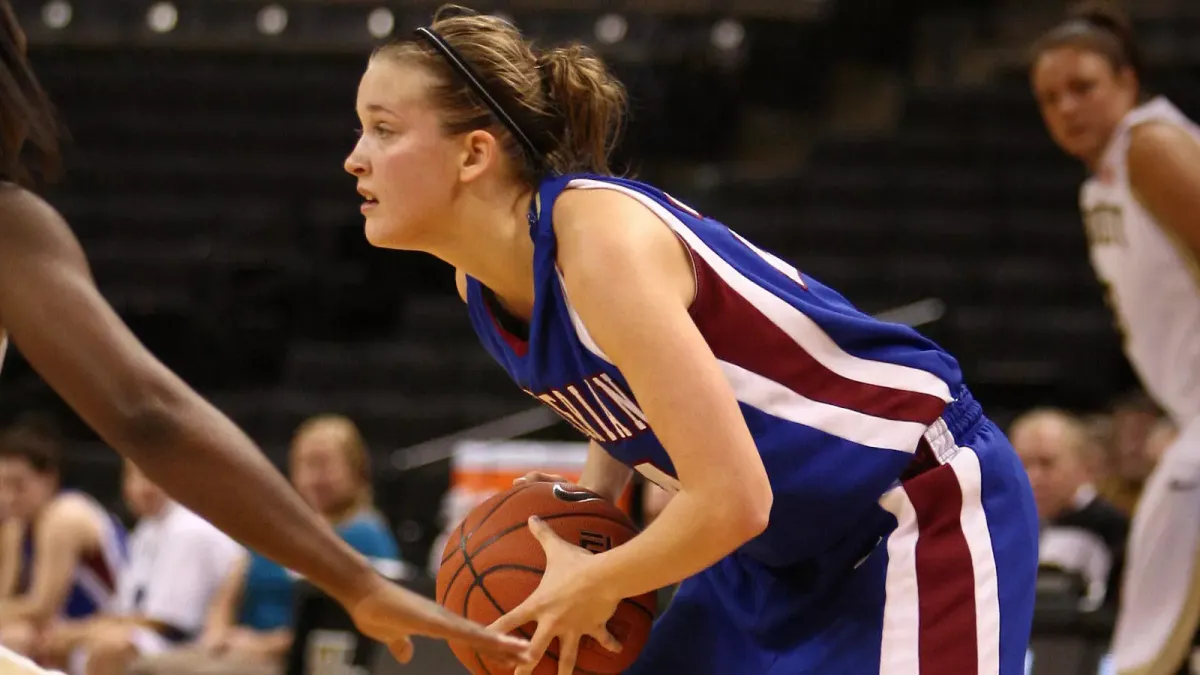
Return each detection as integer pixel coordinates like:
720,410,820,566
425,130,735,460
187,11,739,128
80,548,115,591
687,252,946,425
906,464,978,674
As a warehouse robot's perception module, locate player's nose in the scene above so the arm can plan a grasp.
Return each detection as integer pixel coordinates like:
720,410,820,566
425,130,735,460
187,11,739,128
344,146,369,177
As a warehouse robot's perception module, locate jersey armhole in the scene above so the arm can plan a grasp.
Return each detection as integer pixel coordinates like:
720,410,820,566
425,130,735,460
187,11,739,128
557,181,702,314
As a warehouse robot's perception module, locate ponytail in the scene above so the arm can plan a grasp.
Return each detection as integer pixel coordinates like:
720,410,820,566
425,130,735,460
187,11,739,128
536,44,626,176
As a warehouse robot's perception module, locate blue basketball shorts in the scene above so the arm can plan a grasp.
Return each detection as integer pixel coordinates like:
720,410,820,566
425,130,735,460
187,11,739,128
624,411,1039,675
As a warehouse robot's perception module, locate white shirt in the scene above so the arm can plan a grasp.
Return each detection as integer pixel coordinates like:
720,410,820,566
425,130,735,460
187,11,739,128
115,502,242,636
1080,96,1200,425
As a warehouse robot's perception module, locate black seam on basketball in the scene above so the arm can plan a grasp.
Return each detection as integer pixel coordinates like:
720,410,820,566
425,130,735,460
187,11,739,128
442,510,637,605
621,596,656,622
469,565,631,675
464,583,500,675
440,483,537,602
467,482,535,539
473,651,494,675
437,519,469,605
465,511,639,559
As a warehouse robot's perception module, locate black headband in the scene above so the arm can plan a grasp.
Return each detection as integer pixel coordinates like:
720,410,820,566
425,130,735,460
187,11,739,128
413,26,548,172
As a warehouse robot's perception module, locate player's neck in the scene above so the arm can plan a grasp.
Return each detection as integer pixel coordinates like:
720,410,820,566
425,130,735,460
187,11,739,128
435,187,538,320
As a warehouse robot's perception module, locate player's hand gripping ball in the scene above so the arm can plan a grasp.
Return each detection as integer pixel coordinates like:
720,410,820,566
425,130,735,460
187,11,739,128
436,481,656,674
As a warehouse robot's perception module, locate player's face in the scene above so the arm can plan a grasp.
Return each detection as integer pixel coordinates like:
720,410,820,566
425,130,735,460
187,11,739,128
345,58,463,250
291,429,359,517
0,459,54,521
1032,47,1137,164
1015,434,1085,519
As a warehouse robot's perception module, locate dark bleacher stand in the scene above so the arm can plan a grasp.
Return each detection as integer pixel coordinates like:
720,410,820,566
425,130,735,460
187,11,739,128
1027,585,1118,675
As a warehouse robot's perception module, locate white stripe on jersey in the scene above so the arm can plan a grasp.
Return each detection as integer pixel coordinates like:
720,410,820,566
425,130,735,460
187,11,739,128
565,178,953,403
557,179,951,452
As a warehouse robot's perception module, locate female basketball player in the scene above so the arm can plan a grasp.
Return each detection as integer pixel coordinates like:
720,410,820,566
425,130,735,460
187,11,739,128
0,2,527,668
1033,4,1200,673
346,6,1039,674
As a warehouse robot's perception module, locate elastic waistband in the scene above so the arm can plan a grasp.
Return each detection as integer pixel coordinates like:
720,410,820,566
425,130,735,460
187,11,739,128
901,384,984,481
933,384,983,447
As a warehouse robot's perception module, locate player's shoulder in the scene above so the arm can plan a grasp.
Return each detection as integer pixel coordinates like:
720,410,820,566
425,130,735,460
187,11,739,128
41,492,104,535
1128,120,1192,154
551,180,696,308
552,182,682,268
0,183,81,260
0,183,67,236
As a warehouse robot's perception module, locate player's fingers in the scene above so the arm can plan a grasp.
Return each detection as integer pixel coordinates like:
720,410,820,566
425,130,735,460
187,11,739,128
388,636,414,664
527,516,564,550
556,632,581,675
488,600,535,637
459,628,532,665
515,472,567,486
589,626,623,654
515,623,556,675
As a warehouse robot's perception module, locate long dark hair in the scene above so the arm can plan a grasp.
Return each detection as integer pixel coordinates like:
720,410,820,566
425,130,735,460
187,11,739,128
0,1,61,186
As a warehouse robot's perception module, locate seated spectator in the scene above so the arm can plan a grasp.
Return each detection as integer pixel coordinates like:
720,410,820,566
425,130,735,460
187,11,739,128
0,422,127,656
130,414,400,675
1098,389,1163,516
1143,417,1178,467
1080,413,1114,485
36,461,241,675
1012,408,1129,609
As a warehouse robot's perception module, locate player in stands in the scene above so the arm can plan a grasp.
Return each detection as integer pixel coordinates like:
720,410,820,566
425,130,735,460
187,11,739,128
0,2,529,669
345,6,1039,674
0,422,127,654
1032,4,1200,673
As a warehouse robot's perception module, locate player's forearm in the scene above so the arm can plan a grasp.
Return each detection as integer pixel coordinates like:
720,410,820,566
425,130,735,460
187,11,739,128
108,394,376,606
582,489,766,600
579,442,632,502
0,596,48,623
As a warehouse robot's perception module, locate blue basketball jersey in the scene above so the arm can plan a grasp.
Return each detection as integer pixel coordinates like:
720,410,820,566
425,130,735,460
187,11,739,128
19,492,127,619
466,173,966,568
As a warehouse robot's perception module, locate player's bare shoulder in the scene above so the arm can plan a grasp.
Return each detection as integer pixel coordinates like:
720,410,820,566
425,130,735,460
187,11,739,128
551,187,694,306
0,183,83,264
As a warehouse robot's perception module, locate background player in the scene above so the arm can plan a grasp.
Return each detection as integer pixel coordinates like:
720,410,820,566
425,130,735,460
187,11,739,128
344,6,1039,674
1031,4,1200,673
0,2,529,669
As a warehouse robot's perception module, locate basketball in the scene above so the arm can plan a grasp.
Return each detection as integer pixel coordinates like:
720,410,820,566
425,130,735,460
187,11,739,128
436,481,657,674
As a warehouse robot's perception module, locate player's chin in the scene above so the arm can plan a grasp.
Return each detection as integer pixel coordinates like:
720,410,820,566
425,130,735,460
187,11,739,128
363,212,405,249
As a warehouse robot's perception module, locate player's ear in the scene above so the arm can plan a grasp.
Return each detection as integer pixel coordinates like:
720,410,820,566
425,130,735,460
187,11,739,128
459,129,498,183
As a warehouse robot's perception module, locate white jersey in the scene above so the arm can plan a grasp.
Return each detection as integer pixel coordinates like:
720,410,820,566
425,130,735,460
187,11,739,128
1080,96,1200,424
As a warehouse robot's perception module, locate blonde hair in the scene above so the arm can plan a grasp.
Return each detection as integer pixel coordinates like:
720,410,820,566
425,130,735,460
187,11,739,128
289,414,374,522
372,5,627,185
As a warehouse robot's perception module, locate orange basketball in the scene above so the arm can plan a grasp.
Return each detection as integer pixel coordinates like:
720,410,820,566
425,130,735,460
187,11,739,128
436,481,656,674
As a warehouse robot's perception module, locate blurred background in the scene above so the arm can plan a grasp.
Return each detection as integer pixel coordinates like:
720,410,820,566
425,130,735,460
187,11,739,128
4,0,1195,673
